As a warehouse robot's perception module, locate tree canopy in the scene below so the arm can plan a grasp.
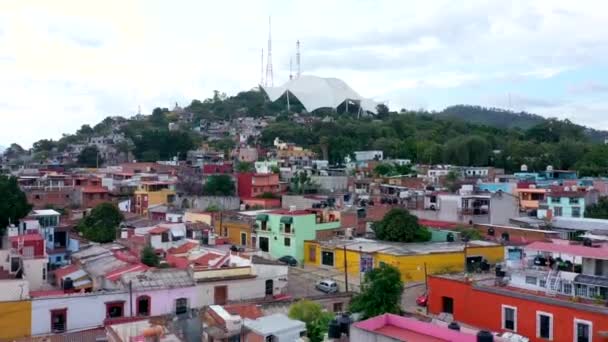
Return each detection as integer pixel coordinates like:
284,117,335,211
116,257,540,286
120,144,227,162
76,203,123,243
140,246,160,267
585,197,608,219
0,176,32,235
203,175,235,196
372,208,431,242
77,145,102,167
288,299,334,342
350,264,404,319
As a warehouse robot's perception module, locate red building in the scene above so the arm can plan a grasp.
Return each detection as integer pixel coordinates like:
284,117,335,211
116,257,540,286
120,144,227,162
10,234,46,258
203,162,233,175
81,186,111,209
428,275,608,342
237,172,281,198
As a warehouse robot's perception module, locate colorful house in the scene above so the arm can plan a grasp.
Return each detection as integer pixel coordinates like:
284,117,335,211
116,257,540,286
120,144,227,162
254,209,341,262
213,212,255,248
537,188,599,219
303,239,504,283
133,181,176,215
515,184,546,212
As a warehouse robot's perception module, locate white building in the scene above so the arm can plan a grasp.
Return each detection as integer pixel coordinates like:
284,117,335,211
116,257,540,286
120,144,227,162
354,151,383,162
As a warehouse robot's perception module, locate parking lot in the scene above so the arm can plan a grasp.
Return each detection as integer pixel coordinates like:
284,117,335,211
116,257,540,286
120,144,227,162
287,265,362,298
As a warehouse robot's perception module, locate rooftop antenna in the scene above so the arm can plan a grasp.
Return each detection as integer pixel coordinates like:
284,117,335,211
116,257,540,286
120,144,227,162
265,16,274,87
289,57,293,81
296,40,301,78
137,105,141,115
260,48,264,86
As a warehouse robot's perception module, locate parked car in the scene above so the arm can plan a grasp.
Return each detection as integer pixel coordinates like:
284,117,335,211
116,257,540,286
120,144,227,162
278,255,297,266
416,293,428,307
316,279,339,293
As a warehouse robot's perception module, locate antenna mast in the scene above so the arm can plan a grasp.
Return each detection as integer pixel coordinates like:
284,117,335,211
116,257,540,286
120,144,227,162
289,58,293,80
296,40,301,78
265,16,274,87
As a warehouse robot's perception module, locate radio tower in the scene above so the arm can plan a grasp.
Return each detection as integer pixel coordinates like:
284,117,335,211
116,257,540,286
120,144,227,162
289,58,293,80
296,40,301,78
265,16,274,87
260,48,264,86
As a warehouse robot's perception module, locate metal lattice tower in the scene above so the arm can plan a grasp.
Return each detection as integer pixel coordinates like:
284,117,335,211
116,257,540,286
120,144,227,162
265,16,274,87
296,40,301,78
289,57,293,80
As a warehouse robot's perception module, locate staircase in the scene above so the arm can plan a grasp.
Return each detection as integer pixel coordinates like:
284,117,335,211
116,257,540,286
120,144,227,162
545,270,561,296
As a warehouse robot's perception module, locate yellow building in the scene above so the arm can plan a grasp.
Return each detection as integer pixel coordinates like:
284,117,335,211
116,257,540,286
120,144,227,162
134,181,176,215
304,239,504,283
213,218,253,247
184,210,214,225
0,300,32,339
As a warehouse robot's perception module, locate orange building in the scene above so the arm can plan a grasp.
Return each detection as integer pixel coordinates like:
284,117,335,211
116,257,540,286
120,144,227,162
515,186,546,211
428,275,608,342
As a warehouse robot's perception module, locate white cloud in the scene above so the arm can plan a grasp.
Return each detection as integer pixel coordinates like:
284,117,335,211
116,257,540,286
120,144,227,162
2,0,608,147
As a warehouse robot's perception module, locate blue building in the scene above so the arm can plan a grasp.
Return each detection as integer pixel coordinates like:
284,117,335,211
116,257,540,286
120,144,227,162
537,188,598,219
28,210,79,268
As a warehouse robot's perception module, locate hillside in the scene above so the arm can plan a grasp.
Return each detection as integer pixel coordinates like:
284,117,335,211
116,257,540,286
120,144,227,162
437,105,607,142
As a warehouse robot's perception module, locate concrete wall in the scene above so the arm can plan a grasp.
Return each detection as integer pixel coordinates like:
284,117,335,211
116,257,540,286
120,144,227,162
0,300,31,340
177,195,240,211
0,279,30,301
23,258,47,291
310,176,348,192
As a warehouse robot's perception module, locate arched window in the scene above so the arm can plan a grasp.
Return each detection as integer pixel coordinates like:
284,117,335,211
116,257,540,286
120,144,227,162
136,295,151,316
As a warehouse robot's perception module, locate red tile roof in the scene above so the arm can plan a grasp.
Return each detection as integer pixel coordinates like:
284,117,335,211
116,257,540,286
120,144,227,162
106,263,149,282
224,304,264,319
268,209,315,216
418,219,462,229
82,186,109,193
53,264,81,280
167,241,198,254
192,252,223,267
525,241,608,260
149,226,169,234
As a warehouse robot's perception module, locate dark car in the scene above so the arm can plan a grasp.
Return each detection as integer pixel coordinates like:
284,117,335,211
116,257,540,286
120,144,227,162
278,255,298,266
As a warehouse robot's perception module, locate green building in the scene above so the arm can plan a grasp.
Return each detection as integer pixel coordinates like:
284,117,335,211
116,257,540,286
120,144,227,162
254,209,341,263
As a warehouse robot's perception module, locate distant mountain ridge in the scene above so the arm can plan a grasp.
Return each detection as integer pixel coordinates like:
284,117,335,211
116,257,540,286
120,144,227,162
436,105,607,142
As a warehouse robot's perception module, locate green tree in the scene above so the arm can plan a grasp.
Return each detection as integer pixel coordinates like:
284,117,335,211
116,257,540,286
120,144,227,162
372,208,431,242
288,300,334,342
76,203,123,243
140,246,160,267
236,161,254,173
585,197,608,219
0,176,32,235
290,172,317,194
374,163,394,177
77,146,102,167
350,264,404,319
445,170,460,193
203,175,235,196
150,107,169,127
270,165,280,174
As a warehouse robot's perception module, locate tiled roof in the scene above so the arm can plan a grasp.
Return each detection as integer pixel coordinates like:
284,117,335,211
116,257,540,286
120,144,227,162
106,263,149,282
149,226,169,234
81,186,109,193
192,252,224,267
9,233,43,242
224,304,263,320
167,241,198,255
53,264,81,280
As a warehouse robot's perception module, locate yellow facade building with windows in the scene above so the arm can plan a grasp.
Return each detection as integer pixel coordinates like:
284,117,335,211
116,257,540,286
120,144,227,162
0,300,32,339
304,239,504,283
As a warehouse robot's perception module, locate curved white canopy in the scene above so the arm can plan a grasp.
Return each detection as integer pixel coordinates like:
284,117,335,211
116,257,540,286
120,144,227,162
262,75,378,114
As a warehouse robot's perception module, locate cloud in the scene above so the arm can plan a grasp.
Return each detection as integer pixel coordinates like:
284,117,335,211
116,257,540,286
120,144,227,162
567,81,608,94
2,0,608,147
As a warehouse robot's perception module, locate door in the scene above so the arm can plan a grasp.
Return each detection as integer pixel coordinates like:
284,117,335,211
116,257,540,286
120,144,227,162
259,237,269,252
241,232,247,246
442,296,454,314
322,251,334,266
265,279,273,296
175,298,188,315
214,285,228,305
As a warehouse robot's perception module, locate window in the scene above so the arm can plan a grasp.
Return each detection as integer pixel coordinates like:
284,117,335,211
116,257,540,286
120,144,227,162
502,305,517,332
562,283,573,295
241,232,247,246
551,197,560,204
42,267,47,281
572,207,581,218
308,245,317,262
536,311,553,340
553,207,563,217
526,276,538,285
261,221,268,231
175,298,188,315
265,279,273,296
576,284,588,297
105,301,125,318
50,308,67,333
588,286,598,298
570,198,580,204
284,237,291,247
333,302,343,312
574,319,592,342
283,223,292,234
539,279,546,288
161,232,169,242
137,296,150,316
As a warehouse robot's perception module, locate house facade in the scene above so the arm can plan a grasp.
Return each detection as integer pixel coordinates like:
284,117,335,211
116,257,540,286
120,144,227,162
254,209,341,262
133,181,176,215
537,189,599,219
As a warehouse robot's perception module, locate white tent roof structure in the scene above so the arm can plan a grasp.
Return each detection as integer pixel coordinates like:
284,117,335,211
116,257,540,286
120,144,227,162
262,75,379,114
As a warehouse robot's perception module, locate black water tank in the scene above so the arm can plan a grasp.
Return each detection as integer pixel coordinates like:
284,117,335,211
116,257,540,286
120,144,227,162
477,330,494,342
337,313,352,336
63,277,74,290
446,233,455,242
583,238,593,247
448,322,460,331
328,320,341,339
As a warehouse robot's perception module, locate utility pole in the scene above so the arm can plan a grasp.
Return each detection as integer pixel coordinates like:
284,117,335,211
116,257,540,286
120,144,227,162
129,280,133,317
343,245,349,293
423,262,428,315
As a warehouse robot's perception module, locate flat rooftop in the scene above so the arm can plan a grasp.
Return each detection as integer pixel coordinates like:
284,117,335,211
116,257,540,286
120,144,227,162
312,238,499,255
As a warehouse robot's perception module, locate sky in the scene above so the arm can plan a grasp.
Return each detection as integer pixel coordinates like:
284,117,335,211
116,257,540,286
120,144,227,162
2,0,608,148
